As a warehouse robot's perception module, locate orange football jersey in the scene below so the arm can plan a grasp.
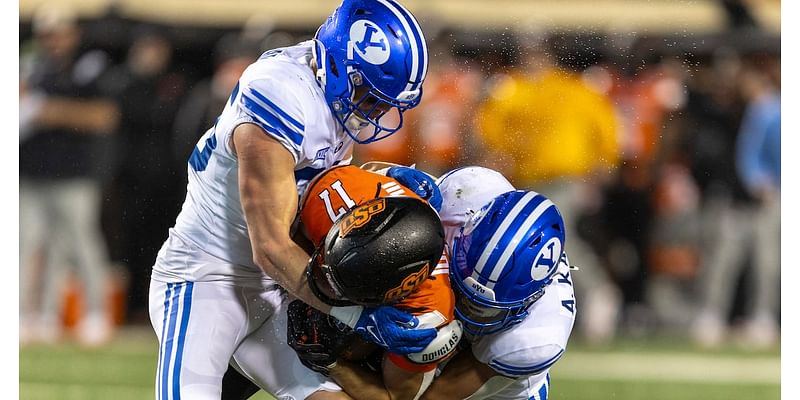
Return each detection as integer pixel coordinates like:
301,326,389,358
386,246,455,372
299,165,455,372
299,165,423,245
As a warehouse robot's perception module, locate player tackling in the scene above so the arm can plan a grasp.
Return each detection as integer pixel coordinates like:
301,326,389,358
420,166,577,400
147,0,435,398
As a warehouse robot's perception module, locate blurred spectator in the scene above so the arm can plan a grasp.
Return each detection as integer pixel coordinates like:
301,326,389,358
19,4,119,346
645,163,702,333
473,32,623,344
172,33,258,176
731,58,780,347
102,25,188,321
596,56,697,334
407,46,483,175
687,51,779,349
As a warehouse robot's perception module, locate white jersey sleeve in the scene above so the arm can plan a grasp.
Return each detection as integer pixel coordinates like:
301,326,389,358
152,41,354,284
471,259,577,378
236,64,307,163
230,43,355,195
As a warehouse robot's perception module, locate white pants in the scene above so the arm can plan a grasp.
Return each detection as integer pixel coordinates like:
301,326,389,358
149,279,341,400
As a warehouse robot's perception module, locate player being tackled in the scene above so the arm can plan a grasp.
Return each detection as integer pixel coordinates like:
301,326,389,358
224,164,462,400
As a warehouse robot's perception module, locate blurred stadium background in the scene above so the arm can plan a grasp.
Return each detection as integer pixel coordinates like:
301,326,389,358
19,0,781,399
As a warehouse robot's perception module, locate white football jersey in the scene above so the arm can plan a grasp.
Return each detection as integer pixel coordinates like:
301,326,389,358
152,41,354,284
436,167,577,399
469,260,576,399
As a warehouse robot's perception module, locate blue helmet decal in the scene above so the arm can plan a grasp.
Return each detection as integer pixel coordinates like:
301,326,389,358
348,20,391,65
531,236,562,281
450,190,566,336
313,0,428,144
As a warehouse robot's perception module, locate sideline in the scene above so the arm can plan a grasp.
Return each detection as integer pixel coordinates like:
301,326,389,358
553,351,780,385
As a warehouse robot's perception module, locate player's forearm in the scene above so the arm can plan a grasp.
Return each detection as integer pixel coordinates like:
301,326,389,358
328,360,395,400
251,236,332,312
381,358,430,400
419,350,503,400
235,123,332,313
240,185,331,312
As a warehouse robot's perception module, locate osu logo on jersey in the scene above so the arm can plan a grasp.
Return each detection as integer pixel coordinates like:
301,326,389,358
339,198,386,237
384,262,430,303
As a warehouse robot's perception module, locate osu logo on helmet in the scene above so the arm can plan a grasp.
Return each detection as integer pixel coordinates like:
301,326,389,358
339,198,386,237
308,196,444,307
383,262,430,303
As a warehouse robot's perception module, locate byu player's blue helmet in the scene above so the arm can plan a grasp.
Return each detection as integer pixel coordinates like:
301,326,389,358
451,190,566,336
313,0,428,144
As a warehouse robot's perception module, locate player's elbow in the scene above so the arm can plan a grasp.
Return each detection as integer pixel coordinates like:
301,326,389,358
251,240,282,273
251,250,274,275
252,236,296,275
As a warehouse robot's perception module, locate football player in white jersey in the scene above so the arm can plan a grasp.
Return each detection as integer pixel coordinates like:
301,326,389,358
417,166,577,400
147,1,435,399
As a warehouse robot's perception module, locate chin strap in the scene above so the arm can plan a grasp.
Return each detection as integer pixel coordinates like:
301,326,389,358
311,38,327,88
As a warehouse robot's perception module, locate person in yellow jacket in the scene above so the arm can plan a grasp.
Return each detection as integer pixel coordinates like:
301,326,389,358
476,59,619,186
475,36,623,344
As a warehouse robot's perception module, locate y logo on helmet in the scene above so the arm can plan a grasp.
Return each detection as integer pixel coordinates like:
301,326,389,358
531,237,562,281
383,262,430,303
348,20,391,65
339,198,386,237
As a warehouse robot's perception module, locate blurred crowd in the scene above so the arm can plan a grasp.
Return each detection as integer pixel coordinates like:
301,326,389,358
19,4,779,350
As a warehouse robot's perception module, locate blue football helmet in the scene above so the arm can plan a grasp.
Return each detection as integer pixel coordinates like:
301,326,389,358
451,190,566,336
313,0,428,144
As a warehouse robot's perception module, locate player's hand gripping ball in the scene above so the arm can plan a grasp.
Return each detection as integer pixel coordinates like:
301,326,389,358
354,305,437,354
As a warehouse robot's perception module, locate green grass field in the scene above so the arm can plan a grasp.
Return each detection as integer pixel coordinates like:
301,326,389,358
19,327,780,400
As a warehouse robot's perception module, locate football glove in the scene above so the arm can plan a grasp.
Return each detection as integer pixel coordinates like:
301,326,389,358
354,306,437,355
330,305,438,355
287,300,350,375
387,166,443,212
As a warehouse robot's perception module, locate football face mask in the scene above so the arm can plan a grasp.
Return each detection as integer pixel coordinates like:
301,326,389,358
307,245,352,307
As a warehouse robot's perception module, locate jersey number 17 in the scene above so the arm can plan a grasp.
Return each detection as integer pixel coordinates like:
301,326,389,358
318,180,356,222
